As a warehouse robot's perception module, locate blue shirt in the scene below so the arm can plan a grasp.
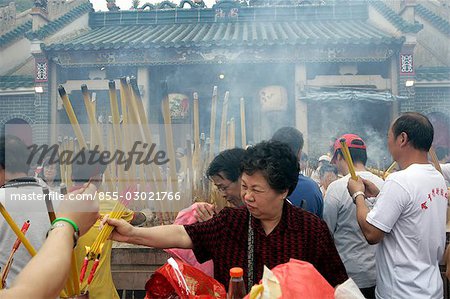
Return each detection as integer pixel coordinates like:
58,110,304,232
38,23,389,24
288,174,323,218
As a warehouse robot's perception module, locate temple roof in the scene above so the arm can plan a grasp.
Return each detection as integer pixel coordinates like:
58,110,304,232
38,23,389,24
368,0,423,33
0,75,35,89
0,20,32,48
26,2,93,40
415,4,450,36
44,20,403,51
44,2,405,51
0,2,92,48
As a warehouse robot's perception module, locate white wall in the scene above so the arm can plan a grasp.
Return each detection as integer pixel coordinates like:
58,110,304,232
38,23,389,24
0,38,32,75
415,17,450,67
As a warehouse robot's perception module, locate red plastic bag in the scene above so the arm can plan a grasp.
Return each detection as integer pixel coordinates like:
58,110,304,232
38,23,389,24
145,258,226,299
244,259,335,299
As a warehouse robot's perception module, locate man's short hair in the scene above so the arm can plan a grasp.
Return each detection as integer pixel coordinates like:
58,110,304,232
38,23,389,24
206,148,246,182
319,163,338,179
0,135,31,174
392,112,434,152
334,146,368,166
271,127,304,156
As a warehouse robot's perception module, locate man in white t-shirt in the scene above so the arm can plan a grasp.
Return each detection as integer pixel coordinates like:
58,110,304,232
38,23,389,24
324,134,384,298
348,112,447,299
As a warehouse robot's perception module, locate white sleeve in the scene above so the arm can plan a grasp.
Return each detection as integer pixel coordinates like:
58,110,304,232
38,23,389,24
323,184,340,234
441,164,450,183
367,179,410,233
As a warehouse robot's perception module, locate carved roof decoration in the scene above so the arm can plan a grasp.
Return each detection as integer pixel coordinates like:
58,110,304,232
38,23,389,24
416,4,450,36
368,0,423,33
27,2,93,40
0,20,32,48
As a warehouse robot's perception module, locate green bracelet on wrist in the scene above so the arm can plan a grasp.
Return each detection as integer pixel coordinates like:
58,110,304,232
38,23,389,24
52,217,79,233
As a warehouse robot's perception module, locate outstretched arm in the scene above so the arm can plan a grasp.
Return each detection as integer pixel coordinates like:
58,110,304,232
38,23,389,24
0,225,75,299
103,216,193,249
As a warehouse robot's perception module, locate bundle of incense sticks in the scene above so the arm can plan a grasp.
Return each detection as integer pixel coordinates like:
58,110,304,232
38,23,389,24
90,196,131,256
366,167,384,179
79,195,132,293
340,139,358,180
58,79,247,223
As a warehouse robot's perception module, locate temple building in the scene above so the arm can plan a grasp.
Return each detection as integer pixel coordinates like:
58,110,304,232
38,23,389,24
0,0,449,160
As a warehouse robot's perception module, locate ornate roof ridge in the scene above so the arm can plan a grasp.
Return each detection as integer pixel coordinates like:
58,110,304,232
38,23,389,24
416,4,450,36
89,2,368,27
128,0,332,11
0,20,32,48
26,2,93,40
368,0,422,33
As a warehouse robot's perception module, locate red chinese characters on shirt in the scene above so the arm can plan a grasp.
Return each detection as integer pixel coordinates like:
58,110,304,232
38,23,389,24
422,187,448,210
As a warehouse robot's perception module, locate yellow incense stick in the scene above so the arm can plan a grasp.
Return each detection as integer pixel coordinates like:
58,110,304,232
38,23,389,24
0,203,36,256
340,139,357,180
383,161,397,179
429,146,442,173
58,86,87,149
219,91,229,152
209,86,218,163
240,97,246,148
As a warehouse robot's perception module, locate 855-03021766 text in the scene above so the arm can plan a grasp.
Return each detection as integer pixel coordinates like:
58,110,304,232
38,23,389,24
96,191,181,201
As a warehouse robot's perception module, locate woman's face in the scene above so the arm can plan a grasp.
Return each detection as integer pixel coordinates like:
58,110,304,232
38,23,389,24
240,171,287,220
211,172,242,207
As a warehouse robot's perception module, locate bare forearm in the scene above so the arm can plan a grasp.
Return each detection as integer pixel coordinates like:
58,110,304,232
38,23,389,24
126,225,193,249
0,227,73,299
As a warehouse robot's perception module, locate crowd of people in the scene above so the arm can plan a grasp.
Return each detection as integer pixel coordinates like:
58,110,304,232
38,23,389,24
0,111,449,299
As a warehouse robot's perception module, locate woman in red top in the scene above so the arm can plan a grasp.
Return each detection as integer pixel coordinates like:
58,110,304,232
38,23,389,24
103,141,348,289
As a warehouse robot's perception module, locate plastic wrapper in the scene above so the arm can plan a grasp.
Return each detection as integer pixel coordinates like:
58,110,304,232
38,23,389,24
245,259,334,299
334,277,365,299
145,257,226,299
